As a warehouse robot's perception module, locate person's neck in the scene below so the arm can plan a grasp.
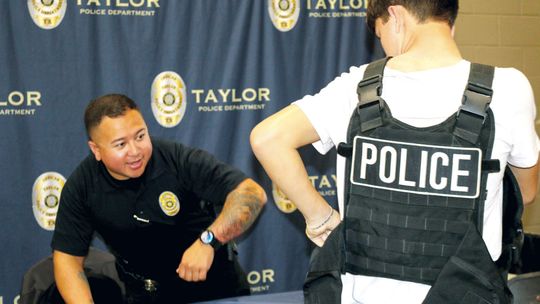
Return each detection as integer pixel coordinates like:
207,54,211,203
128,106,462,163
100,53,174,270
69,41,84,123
387,22,462,72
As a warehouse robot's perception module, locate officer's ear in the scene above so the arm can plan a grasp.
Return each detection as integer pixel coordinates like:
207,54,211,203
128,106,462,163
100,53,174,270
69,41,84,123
88,140,102,161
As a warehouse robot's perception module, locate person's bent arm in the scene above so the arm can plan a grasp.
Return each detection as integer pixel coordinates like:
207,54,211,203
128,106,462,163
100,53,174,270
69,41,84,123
53,250,93,304
509,156,540,205
250,104,340,246
209,178,267,242
177,178,266,282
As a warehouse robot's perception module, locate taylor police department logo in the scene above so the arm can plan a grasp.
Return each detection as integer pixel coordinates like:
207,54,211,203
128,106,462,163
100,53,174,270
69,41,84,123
351,136,482,198
0,91,42,116
271,183,297,213
306,0,368,18
159,191,180,216
32,172,66,230
151,71,187,128
77,0,160,17
268,0,300,32
27,0,67,30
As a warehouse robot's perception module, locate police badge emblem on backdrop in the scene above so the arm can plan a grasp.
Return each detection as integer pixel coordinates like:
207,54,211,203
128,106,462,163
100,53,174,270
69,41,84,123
32,172,66,230
27,0,67,30
151,71,187,128
268,0,300,32
272,183,298,213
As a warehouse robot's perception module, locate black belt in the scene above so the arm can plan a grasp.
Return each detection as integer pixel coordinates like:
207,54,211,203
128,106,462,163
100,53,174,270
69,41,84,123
115,260,161,293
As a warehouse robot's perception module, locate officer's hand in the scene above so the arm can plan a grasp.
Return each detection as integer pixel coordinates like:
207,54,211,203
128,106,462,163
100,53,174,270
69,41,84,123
305,208,341,247
176,240,214,282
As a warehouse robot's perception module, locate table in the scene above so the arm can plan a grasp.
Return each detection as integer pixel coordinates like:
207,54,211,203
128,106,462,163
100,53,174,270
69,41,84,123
194,290,303,304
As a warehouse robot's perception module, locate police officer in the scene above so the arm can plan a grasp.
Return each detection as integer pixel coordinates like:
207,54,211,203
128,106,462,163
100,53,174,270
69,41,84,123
52,94,267,304
251,0,539,303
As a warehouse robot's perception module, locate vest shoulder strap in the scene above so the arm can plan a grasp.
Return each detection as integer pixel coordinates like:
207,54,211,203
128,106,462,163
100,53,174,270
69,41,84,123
355,57,391,132
355,60,496,144
453,63,495,144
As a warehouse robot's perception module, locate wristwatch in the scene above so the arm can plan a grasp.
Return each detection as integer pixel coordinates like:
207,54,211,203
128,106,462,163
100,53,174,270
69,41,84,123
200,230,222,250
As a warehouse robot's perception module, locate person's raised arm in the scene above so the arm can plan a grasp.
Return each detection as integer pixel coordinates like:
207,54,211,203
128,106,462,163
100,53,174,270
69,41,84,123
250,104,340,246
53,250,93,304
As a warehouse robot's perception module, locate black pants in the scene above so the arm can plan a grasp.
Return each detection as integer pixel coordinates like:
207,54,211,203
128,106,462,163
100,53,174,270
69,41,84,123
120,249,250,304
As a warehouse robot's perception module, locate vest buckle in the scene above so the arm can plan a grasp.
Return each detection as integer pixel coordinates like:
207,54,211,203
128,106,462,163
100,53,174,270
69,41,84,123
357,74,382,104
457,83,493,123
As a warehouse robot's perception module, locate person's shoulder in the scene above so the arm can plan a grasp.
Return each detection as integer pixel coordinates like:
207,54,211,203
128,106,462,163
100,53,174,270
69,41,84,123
69,154,98,181
319,63,370,87
345,63,370,79
63,154,99,197
492,66,533,99
494,66,530,86
490,66,534,113
151,137,176,150
314,63,369,95
150,137,213,169
151,137,196,157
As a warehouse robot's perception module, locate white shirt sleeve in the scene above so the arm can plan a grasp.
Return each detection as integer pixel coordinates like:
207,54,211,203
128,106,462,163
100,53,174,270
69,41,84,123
493,67,540,168
293,65,367,155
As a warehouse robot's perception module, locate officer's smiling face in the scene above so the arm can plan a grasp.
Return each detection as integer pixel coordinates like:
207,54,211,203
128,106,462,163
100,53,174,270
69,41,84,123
88,109,153,180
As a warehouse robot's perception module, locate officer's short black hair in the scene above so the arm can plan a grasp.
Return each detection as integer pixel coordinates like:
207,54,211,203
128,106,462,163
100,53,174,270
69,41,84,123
367,0,458,32
84,93,139,140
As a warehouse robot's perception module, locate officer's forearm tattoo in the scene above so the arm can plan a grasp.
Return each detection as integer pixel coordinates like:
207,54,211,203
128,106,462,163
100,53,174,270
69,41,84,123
214,185,264,242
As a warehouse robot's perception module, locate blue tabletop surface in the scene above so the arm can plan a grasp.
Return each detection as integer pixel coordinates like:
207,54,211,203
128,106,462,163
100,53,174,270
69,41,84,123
194,290,303,304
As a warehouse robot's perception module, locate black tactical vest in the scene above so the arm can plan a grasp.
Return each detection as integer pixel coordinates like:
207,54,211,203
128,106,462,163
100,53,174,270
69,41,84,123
335,58,513,303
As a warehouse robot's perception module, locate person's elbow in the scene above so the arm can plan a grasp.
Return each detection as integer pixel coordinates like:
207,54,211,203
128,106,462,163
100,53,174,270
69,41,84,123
244,178,268,208
250,121,279,159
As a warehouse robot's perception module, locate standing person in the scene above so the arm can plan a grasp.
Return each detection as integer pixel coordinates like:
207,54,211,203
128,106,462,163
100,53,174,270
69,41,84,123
251,1,539,303
52,93,267,304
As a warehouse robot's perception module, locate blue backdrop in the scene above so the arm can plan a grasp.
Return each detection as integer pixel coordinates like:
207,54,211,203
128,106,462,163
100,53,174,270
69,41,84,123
0,0,382,302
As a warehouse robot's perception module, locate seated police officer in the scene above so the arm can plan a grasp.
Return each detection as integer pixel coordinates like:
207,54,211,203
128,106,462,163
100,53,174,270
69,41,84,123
51,94,267,304
251,0,539,303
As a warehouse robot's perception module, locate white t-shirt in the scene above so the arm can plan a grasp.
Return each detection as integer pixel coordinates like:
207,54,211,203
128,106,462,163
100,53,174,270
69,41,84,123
294,60,539,304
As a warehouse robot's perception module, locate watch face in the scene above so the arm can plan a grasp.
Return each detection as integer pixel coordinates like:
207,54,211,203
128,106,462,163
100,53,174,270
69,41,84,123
201,230,214,244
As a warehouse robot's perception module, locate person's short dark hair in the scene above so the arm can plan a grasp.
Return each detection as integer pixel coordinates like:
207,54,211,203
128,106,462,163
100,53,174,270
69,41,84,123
366,0,458,32
84,94,139,140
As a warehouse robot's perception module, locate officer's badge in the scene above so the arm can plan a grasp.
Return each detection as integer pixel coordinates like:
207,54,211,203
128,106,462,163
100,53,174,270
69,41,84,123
159,191,180,216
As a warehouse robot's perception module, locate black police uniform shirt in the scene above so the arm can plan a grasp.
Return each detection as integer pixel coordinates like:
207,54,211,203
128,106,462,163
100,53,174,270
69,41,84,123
51,138,247,281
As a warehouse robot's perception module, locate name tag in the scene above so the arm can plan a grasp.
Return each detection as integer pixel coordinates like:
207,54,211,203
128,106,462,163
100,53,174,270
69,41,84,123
350,136,482,198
